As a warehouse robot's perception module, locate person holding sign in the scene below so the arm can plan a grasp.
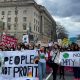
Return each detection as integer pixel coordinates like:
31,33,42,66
70,43,80,80
38,47,48,80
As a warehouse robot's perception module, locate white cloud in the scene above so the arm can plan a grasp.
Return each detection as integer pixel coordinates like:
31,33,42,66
35,0,80,38
35,0,43,4
53,16,80,37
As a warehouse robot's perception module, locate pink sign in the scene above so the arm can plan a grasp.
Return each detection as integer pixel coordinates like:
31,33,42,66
0,34,17,48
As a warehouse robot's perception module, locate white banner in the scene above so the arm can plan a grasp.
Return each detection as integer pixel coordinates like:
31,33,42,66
60,51,80,67
0,50,38,80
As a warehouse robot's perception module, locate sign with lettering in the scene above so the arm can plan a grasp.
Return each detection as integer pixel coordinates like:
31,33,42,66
60,51,80,67
0,34,17,48
0,50,38,80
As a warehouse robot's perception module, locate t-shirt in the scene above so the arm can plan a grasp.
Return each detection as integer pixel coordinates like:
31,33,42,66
50,50,60,64
39,52,48,63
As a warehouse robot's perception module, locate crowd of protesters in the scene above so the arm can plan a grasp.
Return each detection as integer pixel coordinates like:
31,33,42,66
0,42,80,80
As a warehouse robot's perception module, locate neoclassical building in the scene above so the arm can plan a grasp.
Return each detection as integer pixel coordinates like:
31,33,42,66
0,0,56,43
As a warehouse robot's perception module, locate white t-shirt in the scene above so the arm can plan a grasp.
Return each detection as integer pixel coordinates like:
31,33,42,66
39,52,48,63
50,50,60,64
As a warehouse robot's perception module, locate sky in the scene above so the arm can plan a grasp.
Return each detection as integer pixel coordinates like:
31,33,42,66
35,0,80,38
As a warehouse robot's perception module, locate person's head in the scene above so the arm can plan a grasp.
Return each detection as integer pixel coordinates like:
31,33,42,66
70,43,75,50
74,44,79,51
37,44,41,49
46,47,50,52
0,48,3,51
29,44,34,50
53,44,59,49
34,45,38,49
40,47,45,53
17,43,21,50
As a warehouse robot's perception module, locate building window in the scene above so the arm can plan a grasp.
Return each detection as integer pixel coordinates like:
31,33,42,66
2,23,5,30
34,19,35,23
15,17,18,22
23,24,27,30
36,20,37,24
34,25,35,31
23,10,27,14
14,24,17,30
23,17,27,22
2,11,5,15
38,27,39,32
36,26,37,31
8,11,11,15
38,21,39,25
15,9,18,15
7,23,11,30
7,17,11,22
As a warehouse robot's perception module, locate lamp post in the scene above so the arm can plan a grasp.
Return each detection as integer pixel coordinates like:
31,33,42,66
15,6,18,38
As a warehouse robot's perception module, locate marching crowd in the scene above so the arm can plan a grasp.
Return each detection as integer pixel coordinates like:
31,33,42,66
0,42,80,80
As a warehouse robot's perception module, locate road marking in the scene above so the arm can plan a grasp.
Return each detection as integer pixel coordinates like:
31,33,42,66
46,72,53,80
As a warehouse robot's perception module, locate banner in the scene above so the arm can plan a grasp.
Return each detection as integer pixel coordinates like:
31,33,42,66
0,50,38,80
0,34,17,48
60,51,80,67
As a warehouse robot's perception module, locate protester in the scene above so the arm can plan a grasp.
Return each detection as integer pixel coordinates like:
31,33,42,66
16,43,21,51
38,47,48,80
46,47,52,73
50,44,60,80
70,43,80,80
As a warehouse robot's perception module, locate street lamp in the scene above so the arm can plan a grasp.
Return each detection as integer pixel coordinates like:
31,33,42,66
14,6,18,38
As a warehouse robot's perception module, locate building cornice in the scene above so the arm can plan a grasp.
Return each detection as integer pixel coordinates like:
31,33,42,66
0,0,35,7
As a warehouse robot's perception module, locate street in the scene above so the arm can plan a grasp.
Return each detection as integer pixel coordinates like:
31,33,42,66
46,72,74,80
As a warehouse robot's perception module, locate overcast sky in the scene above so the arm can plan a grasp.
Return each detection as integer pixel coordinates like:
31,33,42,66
35,0,80,37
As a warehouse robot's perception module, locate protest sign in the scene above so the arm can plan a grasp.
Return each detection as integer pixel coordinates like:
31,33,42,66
22,35,29,44
0,34,17,48
0,50,38,80
60,51,80,67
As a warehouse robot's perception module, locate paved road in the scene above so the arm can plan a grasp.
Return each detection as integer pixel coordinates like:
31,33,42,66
46,72,74,80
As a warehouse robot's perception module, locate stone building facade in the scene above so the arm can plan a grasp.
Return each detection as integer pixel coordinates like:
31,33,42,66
0,0,56,43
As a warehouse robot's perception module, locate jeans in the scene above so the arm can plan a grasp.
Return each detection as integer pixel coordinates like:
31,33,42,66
38,62,46,80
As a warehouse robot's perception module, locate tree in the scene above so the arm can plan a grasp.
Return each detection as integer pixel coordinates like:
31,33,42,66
56,22,68,39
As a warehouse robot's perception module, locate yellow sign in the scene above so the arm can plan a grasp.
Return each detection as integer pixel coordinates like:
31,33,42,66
62,38,69,46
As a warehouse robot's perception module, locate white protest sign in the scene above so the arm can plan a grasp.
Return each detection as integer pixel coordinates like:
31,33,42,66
22,35,29,44
60,51,80,67
0,50,38,80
